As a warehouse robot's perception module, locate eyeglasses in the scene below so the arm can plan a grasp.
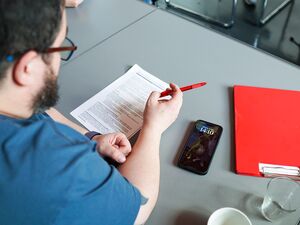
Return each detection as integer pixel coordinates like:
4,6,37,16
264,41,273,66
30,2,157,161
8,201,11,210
46,37,77,61
5,37,77,63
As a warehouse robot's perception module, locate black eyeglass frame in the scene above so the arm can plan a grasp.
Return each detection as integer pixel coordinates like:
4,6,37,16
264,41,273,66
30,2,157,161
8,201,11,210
5,37,77,63
46,37,77,61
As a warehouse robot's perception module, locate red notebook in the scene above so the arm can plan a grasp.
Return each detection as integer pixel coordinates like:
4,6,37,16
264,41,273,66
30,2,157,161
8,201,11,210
234,85,300,178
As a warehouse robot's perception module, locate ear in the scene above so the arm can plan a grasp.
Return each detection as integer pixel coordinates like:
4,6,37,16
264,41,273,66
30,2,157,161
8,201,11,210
12,51,39,86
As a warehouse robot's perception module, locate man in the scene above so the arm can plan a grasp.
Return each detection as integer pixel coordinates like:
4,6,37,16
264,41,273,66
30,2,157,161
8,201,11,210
0,1,182,225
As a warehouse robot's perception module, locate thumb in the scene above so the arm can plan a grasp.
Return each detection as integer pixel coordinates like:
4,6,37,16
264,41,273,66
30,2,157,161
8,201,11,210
148,91,161,103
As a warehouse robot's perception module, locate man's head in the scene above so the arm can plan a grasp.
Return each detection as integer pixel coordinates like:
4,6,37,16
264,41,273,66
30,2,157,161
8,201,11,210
0,0,67,116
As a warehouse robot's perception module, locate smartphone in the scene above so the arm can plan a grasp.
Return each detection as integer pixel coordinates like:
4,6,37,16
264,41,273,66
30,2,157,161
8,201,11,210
177,120,223,175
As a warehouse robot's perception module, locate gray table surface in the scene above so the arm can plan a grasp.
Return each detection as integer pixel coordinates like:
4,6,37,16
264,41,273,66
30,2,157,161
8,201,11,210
65,0,155,61
57,1,300,225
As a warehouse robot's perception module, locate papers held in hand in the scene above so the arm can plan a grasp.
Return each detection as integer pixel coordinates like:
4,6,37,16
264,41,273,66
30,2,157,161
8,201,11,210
70,64,169,138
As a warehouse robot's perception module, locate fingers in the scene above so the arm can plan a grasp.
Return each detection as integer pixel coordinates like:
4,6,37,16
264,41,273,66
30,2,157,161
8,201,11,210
152,83,182,107
169,83,177,90
101,145,127,163
162,83,182,98
111,147,127,163
149,91,161,100
169,83,182,96
166,83,183,106
96,133,131,163
147,91,161,105
115,133,132,156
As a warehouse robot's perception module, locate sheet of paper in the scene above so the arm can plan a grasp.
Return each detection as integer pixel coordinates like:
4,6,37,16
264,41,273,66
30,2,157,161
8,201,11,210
70,64,169,138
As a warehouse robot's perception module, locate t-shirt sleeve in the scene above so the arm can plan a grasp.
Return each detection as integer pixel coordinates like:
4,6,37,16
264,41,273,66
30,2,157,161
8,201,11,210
54,146,141,225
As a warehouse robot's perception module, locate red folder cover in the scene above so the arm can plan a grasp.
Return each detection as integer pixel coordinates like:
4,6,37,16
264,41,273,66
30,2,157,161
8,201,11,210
234,85,300,177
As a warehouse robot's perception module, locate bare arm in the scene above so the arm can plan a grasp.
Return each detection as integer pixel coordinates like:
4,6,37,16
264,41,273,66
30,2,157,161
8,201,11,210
119,125,161,225
46,108,132,163
118,84,182,225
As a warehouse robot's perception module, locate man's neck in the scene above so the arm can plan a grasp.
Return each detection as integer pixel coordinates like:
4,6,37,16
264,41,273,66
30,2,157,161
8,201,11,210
0,90,34,119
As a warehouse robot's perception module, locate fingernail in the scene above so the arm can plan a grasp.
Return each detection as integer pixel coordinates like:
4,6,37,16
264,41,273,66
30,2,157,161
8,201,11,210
118,155,126,163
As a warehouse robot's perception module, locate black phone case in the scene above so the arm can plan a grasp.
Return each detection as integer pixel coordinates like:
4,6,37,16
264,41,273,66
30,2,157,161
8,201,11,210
177,120,223,175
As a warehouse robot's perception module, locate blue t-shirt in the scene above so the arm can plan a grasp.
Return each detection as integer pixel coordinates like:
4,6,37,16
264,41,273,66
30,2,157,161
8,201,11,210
0,113,141,225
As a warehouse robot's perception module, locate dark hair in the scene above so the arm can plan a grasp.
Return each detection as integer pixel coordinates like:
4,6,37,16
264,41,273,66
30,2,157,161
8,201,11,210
0,0,65,81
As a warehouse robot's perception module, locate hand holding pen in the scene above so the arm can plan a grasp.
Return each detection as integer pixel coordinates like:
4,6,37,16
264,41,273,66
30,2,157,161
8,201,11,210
160,82,207,97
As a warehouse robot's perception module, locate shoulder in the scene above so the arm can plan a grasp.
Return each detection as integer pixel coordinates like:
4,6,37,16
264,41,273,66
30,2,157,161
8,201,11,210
0,112,89,145
29,112,90,146
0,112,100,178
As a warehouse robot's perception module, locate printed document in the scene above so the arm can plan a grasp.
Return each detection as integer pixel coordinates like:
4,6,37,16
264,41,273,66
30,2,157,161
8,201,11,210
70,64,169,138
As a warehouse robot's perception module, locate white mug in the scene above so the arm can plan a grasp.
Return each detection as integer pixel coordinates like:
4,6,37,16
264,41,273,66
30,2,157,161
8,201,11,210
208,207,252,225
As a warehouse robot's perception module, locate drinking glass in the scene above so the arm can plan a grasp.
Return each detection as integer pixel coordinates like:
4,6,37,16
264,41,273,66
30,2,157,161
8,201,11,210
261,177,300,222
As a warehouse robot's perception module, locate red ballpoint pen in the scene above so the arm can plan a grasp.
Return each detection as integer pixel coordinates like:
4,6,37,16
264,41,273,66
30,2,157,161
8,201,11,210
160,82,207,97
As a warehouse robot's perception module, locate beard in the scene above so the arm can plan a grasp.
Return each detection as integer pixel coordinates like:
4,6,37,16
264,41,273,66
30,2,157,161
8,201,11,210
31,66,59,114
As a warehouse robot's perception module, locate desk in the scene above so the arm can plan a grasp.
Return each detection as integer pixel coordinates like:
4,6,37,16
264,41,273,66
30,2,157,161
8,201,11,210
57,1,300,224
65,0,155,60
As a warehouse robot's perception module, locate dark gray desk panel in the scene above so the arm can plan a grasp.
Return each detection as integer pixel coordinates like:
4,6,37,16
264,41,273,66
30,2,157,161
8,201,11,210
65,0,155,60
57,8,300,225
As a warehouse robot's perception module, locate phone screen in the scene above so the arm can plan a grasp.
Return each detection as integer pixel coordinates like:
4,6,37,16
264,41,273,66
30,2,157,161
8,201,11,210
177,120,222,175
